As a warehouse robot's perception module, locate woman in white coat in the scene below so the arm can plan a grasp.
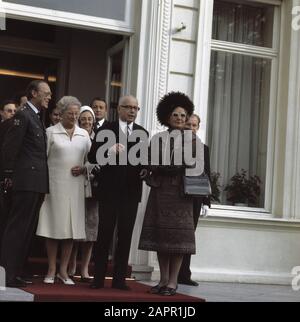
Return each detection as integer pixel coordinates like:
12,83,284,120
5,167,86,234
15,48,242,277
68,105,100,282
36,96,91,285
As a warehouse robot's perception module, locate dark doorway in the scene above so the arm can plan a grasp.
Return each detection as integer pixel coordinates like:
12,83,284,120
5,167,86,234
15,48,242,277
0,51,58,109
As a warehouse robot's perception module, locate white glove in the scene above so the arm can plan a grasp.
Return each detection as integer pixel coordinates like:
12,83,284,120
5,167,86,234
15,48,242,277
200,205,209,217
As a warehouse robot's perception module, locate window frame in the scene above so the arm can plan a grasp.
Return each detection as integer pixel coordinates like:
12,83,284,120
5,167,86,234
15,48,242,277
194,0,282,217
1,0,136,35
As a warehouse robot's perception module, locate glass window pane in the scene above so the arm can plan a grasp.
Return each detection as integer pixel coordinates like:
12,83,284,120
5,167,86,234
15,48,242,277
212,0,274,48
4,0,127,21
207,51,271,208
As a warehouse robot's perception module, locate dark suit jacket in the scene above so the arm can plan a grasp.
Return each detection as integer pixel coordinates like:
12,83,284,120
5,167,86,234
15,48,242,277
2,103,49,193
200,144,211,207
88,121,148,203
93,119,110,133
0,119,13,181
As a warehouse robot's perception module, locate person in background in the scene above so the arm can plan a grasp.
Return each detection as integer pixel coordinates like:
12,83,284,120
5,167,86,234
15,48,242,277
68,105,99,282
90,97,109,132
0,100,17,256
139,92,198,296
36,96,91,285
177,113,211,286
0,100,17,122
14,91,28,110
0,80,51,287
46,105,61,127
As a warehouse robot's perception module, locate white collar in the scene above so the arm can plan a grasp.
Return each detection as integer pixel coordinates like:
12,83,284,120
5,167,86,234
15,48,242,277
51,122,86,137
97,118,105,128
27,101,40,114
119,119,133,134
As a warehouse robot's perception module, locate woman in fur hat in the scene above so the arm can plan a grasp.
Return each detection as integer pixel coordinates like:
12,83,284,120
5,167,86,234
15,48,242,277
139,92,204,296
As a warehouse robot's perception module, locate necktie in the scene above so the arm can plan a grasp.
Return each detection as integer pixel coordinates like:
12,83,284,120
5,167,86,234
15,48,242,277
127,125,131,137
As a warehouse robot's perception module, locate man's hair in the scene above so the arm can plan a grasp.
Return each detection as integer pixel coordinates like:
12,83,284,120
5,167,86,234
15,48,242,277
190,114,201,125
1,99,16,111
90,97,107,107
26,80,48,100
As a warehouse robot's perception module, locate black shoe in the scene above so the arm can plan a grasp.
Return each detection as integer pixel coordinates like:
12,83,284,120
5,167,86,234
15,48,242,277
148,284,166,294
6,277,28,288
160,286,177,296
112,282,131,291
90,281,104,289
20,276,33,284
178,279,199,286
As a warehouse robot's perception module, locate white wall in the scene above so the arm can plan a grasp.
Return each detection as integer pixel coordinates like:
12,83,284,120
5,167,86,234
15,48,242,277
168,0,199,97
131,0,300,286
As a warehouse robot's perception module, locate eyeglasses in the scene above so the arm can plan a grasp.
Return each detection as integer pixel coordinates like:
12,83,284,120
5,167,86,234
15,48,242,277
38,90,52,97
120,105,140,112
171,112,187,118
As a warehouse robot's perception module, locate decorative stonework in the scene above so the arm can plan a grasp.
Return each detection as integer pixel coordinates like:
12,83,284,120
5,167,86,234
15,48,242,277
156,0,172,132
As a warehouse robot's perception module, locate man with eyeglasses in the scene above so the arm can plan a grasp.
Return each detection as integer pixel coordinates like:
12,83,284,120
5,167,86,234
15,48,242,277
0,80,51,288
88,95,148,290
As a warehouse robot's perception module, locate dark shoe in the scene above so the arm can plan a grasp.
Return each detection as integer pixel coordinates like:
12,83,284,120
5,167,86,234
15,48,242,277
148,284,166,294
6,277,28,288
90,281,104,289
112,282,131,291
178,279,199,286
20,276,33,285
160,286,177,296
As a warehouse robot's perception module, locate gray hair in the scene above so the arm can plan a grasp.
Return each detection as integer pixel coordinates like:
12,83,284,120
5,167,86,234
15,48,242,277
56,96,81,114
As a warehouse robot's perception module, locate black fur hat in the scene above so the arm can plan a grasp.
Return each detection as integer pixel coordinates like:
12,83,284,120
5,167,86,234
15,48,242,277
156,91,194,127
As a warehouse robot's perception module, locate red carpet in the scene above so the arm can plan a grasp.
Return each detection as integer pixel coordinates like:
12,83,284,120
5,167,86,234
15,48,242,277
21,278,205,302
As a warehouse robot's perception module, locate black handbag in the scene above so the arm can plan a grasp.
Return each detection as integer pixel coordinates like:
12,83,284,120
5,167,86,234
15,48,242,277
183,173,212,197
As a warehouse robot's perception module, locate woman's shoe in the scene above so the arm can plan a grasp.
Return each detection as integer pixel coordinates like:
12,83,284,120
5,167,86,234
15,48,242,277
148,284,166,294
159,286,177,296
43,276,55,284
80,276,93,283
57,273,75,285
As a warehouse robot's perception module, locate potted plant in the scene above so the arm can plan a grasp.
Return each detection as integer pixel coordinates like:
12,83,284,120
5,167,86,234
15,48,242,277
224,169,261,206
210,171,221,203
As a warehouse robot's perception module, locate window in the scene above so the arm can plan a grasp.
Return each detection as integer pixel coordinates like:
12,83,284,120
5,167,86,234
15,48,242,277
4,0,127,21
207,0,280,209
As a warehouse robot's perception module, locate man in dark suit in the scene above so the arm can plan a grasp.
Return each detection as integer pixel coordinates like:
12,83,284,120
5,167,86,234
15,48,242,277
0,100,17,252
178,114,211,286
91,97,109,132
88,95,148,290
0,80,51,287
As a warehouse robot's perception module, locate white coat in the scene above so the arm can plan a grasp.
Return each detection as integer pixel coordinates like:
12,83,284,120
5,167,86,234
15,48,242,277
36,122,91,239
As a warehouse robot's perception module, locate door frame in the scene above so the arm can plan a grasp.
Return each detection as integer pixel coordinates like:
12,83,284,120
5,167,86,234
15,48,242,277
105,37,131,120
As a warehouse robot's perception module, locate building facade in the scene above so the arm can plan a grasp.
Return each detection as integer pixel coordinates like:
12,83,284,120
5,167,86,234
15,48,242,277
1,0,300,285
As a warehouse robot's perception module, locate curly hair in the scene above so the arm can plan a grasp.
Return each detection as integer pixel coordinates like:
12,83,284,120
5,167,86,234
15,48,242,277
156,91,194,127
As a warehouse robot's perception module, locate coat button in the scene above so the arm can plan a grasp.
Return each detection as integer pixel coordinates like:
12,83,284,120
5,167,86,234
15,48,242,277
31,166,35,170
